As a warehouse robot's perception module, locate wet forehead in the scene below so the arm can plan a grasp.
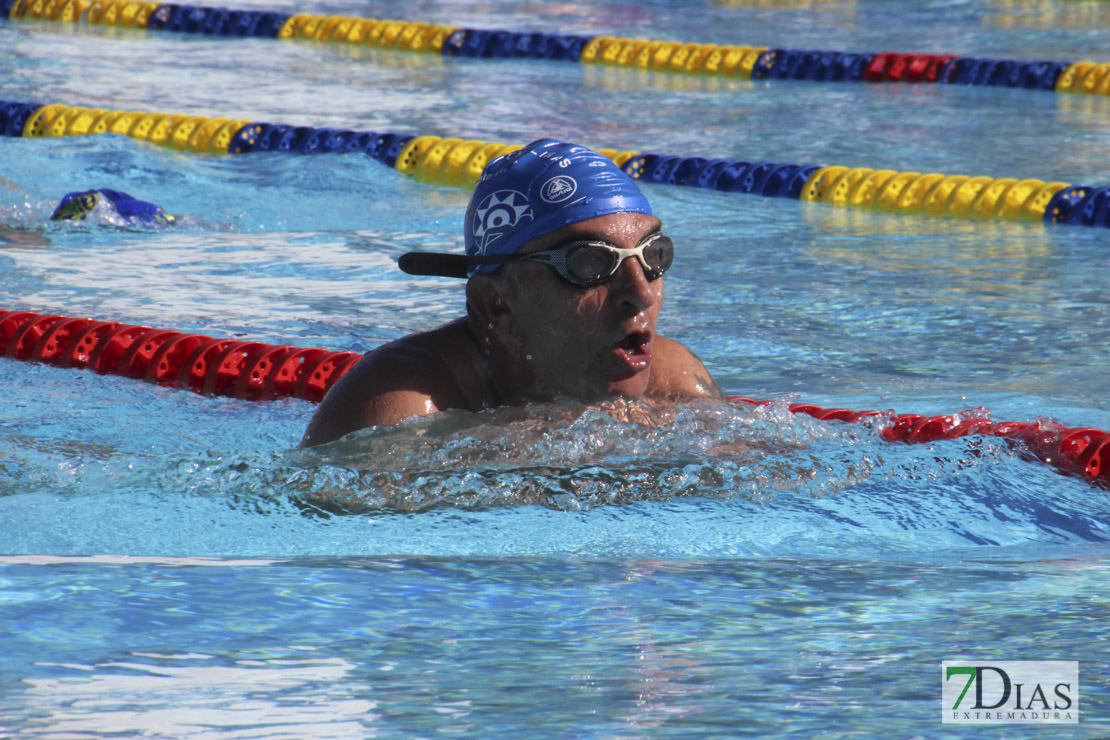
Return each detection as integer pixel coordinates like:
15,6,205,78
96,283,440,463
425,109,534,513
518,212,663,255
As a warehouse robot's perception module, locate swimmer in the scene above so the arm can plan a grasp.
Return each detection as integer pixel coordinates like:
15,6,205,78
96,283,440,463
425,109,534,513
300,138,722,447
0,188,174,245
49,189,176,227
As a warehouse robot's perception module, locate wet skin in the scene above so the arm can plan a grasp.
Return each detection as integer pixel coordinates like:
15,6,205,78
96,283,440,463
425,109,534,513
300,212,722,447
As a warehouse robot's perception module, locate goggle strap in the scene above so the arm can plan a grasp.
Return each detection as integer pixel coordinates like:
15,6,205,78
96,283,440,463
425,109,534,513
398,235,670,280
397,251,525,278
398,252,470,278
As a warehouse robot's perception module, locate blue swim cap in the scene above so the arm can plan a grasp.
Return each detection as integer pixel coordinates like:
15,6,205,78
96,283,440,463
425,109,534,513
464,139,652,276
50,189,175,227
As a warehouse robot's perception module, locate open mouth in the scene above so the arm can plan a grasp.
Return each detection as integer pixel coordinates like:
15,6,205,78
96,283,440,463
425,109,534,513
613,330,652,371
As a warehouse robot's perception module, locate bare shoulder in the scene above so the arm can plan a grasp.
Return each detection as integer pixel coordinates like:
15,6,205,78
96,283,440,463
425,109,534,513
647,335,723,400
300,319,482,446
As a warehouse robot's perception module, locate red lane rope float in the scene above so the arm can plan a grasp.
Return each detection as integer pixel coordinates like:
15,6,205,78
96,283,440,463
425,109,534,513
32,317,96,363
143,332,210,384
203,340,269,396
0,309,359,403
86,323,156,374
295,350,362,402
863,53,956,83
63,320,123,368
264,347,327,398
233,343,297,400
119,329,182,378
729,397,1110,487
4,313,65,360
2,309,1107,485
178,337,238,392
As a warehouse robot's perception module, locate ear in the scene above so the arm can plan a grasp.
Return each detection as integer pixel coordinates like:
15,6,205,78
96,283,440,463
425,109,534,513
466,273,513,328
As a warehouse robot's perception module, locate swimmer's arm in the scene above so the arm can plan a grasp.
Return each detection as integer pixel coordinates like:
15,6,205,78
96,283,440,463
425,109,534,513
0,229,50,247
299,350,441,447
648,336,724,400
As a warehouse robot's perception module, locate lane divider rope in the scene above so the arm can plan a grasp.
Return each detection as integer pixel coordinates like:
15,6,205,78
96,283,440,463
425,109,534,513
5,0,1110,96
1,309,1106,486
727,397,1110,489
3,98,1108,229
0,309,360,403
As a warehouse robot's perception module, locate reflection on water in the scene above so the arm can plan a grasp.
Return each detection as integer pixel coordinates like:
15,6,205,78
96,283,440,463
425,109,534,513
582,63,760,95
983,0,1110,29
3,555,1108,737
799,204,1056,293
326,43,450,69
22,652,375,739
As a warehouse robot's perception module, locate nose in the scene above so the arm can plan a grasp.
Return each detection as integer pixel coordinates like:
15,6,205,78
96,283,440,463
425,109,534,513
609,254,660,312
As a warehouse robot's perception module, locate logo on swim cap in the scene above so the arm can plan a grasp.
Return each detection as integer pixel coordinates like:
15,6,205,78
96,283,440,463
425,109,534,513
463,139,652,276
540,176,577,204
471,189,532,255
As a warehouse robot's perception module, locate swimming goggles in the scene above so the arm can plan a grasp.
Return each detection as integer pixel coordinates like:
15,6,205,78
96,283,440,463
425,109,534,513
399,232,673,288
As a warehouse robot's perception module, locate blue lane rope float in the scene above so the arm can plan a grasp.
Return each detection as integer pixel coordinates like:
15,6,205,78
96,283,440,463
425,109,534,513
4,98,1110,230
0,99,43,136
5,1,1109,96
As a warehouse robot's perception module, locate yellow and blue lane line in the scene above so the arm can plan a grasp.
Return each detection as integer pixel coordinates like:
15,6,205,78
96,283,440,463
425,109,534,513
0,98,1106,229
5,0,1110,96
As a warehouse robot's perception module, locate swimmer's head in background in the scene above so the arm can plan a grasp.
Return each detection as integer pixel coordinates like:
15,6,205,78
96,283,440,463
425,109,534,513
463,139,652,276
50,189,175,227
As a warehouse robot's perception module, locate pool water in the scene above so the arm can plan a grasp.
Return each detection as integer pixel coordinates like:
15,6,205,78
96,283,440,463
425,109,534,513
2,0,1109,736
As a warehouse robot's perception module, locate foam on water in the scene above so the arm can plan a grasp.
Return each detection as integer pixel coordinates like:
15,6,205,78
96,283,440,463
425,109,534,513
3,390,1106,559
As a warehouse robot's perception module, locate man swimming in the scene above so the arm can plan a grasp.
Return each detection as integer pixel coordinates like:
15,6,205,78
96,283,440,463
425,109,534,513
0,188,174,246
49,188,176,227
300,138,722,447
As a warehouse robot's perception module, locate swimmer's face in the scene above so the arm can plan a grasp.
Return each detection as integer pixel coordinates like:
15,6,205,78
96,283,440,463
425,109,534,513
493,211,665,401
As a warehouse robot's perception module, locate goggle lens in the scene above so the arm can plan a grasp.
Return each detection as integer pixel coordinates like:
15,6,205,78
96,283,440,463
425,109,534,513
566,244,619,284
561,234,673,286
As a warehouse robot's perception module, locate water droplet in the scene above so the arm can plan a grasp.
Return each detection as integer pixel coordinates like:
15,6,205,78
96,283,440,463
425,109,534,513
525,354,533,361
488,322,495,330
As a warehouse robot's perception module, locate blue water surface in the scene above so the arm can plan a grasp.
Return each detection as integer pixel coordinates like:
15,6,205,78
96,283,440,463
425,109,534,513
2,0,1109,736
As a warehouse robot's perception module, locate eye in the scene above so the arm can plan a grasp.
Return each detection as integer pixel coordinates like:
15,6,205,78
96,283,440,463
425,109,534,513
565,245,618,282
643,236,674,273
